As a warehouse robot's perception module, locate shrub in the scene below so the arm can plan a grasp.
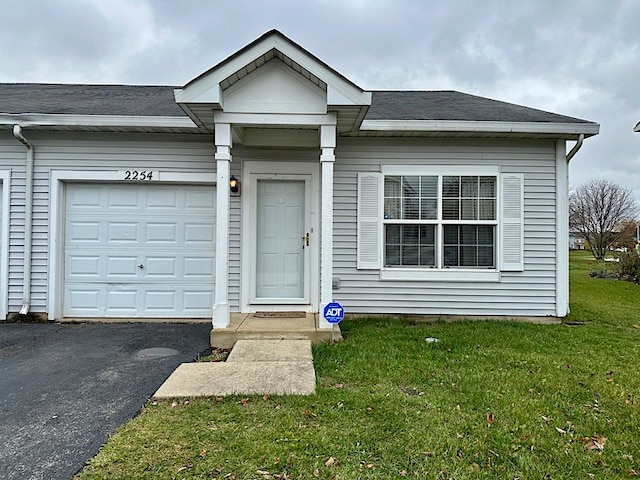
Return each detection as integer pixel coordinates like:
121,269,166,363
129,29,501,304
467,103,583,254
618,251,640,279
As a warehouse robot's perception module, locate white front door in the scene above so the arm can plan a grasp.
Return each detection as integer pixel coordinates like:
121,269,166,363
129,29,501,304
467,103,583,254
252,175,312,305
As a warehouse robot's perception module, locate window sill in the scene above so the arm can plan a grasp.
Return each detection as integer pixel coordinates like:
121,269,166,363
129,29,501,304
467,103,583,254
380,268,500,282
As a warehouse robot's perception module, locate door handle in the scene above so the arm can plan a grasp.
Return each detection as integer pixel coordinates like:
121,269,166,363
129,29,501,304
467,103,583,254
138,264,144,269
302,232,309,249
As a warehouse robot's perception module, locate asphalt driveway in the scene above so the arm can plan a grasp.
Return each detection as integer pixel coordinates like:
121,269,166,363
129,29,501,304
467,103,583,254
0,322,211,480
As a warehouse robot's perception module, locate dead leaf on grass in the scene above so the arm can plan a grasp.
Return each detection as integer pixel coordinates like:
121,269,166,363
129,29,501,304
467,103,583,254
486,411,494,426
313,468,320,477
239,398,250,406
303,409,318,418
325,456,336,467
263,394,270,401
555,427,567,435
582,436,606,451
633,324,640,329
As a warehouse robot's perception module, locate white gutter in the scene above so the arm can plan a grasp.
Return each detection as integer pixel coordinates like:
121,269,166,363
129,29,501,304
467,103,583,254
360,119,600,137
1,113,197,129
566,133,584,162
12,125,34,315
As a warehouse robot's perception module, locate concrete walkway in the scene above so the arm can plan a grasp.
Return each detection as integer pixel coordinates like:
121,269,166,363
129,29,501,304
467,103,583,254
154,339,316,397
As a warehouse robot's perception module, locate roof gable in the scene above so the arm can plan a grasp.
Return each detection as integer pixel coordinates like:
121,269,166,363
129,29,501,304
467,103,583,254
173,30,371,131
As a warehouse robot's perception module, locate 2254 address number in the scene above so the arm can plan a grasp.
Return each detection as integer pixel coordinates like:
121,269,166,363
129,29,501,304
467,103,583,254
119,170,158,181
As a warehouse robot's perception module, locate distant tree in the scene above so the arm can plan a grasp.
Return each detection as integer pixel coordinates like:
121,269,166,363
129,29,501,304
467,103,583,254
569,179,639,260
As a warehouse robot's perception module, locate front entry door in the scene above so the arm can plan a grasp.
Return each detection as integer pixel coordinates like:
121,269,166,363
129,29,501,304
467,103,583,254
254,178,309,302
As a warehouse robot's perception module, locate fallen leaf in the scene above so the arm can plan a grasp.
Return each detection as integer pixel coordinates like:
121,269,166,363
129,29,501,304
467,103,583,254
423,451,433,457
487,412,494,426
335,383,345,389
171,401,178,408
541,415,551,423
200,449,207,457
275,404,281,410
177,466,189,472
239,398,250,406
337,402,344,408
313,468,320,477
556,427,566,434
582,436,606,451
632,325,640,329
263,394,270,401
303,409,318,418
325,456,336,467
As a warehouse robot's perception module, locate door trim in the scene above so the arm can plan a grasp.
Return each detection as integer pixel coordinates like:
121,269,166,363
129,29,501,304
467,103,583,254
241,161,319,313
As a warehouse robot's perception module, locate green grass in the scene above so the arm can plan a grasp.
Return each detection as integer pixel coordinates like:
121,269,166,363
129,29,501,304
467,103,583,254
77,251,640,479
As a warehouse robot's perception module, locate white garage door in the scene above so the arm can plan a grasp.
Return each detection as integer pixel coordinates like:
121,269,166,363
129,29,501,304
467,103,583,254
64,183,216,317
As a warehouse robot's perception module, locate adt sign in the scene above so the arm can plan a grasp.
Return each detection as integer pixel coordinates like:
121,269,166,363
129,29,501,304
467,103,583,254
323,302,344,324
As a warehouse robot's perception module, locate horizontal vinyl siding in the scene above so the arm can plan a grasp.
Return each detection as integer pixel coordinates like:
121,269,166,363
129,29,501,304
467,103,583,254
0,135,27,314
333,137,558,317
11,132,218,315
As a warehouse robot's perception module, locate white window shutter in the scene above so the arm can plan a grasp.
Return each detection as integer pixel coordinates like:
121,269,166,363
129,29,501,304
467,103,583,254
357,172,382,269
500,173,524,271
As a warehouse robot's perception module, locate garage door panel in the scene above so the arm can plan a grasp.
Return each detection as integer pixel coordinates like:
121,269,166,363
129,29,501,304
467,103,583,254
108,223,139,242
144,257,178,277
64,183,216,317
67,255,101,277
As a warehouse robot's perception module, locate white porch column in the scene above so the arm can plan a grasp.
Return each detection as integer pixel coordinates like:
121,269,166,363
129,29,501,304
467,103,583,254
213,123,232,328
319,125,336,329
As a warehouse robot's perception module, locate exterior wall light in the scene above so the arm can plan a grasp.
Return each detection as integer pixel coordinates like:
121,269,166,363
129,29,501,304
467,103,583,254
229,175,240,195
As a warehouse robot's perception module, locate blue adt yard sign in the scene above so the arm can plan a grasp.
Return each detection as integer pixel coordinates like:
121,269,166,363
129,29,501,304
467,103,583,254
323,302,344,324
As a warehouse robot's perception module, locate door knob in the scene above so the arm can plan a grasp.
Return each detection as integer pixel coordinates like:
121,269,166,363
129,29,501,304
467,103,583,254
301,232,309,248
138,264,144,269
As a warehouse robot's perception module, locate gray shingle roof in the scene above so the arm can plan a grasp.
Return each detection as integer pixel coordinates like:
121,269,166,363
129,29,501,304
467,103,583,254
0,83,186,117
0,83,595,126
367,91,593,124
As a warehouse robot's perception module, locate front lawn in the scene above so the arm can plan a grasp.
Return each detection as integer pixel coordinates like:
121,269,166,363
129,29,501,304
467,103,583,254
77,251,640,479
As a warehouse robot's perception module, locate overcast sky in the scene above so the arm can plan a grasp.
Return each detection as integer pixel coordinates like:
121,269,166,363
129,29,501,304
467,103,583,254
1,0,638,199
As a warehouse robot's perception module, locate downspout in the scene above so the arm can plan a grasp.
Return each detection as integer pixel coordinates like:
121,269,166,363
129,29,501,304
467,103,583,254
566,133,584,162
13,125,34,315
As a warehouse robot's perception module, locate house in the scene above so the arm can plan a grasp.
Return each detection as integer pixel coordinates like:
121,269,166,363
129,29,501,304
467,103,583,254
0,30,599,329
569,232,585,250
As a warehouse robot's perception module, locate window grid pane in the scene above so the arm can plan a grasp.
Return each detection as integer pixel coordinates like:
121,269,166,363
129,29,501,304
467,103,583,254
384,224,436,267
383,173,497,270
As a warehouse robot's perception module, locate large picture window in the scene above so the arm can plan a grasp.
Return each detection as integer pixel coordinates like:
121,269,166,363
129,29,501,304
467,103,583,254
383,174,497,269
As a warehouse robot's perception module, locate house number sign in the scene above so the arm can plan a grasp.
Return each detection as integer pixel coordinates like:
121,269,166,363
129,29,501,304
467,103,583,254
119,170,158,181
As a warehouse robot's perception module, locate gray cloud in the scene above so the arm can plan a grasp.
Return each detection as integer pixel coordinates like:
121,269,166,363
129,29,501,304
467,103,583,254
1,0,639,202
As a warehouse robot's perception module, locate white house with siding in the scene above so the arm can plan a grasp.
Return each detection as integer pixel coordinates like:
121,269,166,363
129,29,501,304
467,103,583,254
0,30,599,329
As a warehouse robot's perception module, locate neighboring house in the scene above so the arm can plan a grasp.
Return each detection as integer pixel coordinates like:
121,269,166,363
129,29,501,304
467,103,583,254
569,232,585,250
0,30,599,328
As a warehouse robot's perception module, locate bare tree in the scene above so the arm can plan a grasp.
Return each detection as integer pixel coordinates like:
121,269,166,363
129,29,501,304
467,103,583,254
569,179,639,260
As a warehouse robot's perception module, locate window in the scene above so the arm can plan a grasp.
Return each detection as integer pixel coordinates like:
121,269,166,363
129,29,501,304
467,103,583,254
382,174,497,269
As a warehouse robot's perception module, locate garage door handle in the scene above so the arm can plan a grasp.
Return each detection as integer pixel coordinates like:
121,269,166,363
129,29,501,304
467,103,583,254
138,264,144,269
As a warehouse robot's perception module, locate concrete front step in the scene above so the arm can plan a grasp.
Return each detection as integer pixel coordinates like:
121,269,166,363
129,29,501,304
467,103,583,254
153,339,316,398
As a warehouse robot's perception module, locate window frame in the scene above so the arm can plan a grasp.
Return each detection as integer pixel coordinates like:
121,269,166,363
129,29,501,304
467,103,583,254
380,165,501,282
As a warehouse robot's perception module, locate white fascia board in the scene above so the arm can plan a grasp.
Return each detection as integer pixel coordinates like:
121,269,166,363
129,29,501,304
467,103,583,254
327,86,371,107
360,119,600,136
0,113,197,129
174,85,222,105
213,111,337,127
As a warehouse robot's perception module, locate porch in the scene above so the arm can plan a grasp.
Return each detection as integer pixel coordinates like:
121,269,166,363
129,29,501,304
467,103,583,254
210,312,342,348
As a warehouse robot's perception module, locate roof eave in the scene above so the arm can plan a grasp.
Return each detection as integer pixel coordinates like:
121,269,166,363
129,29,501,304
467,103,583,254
359,119,600,138
0,113,198,131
